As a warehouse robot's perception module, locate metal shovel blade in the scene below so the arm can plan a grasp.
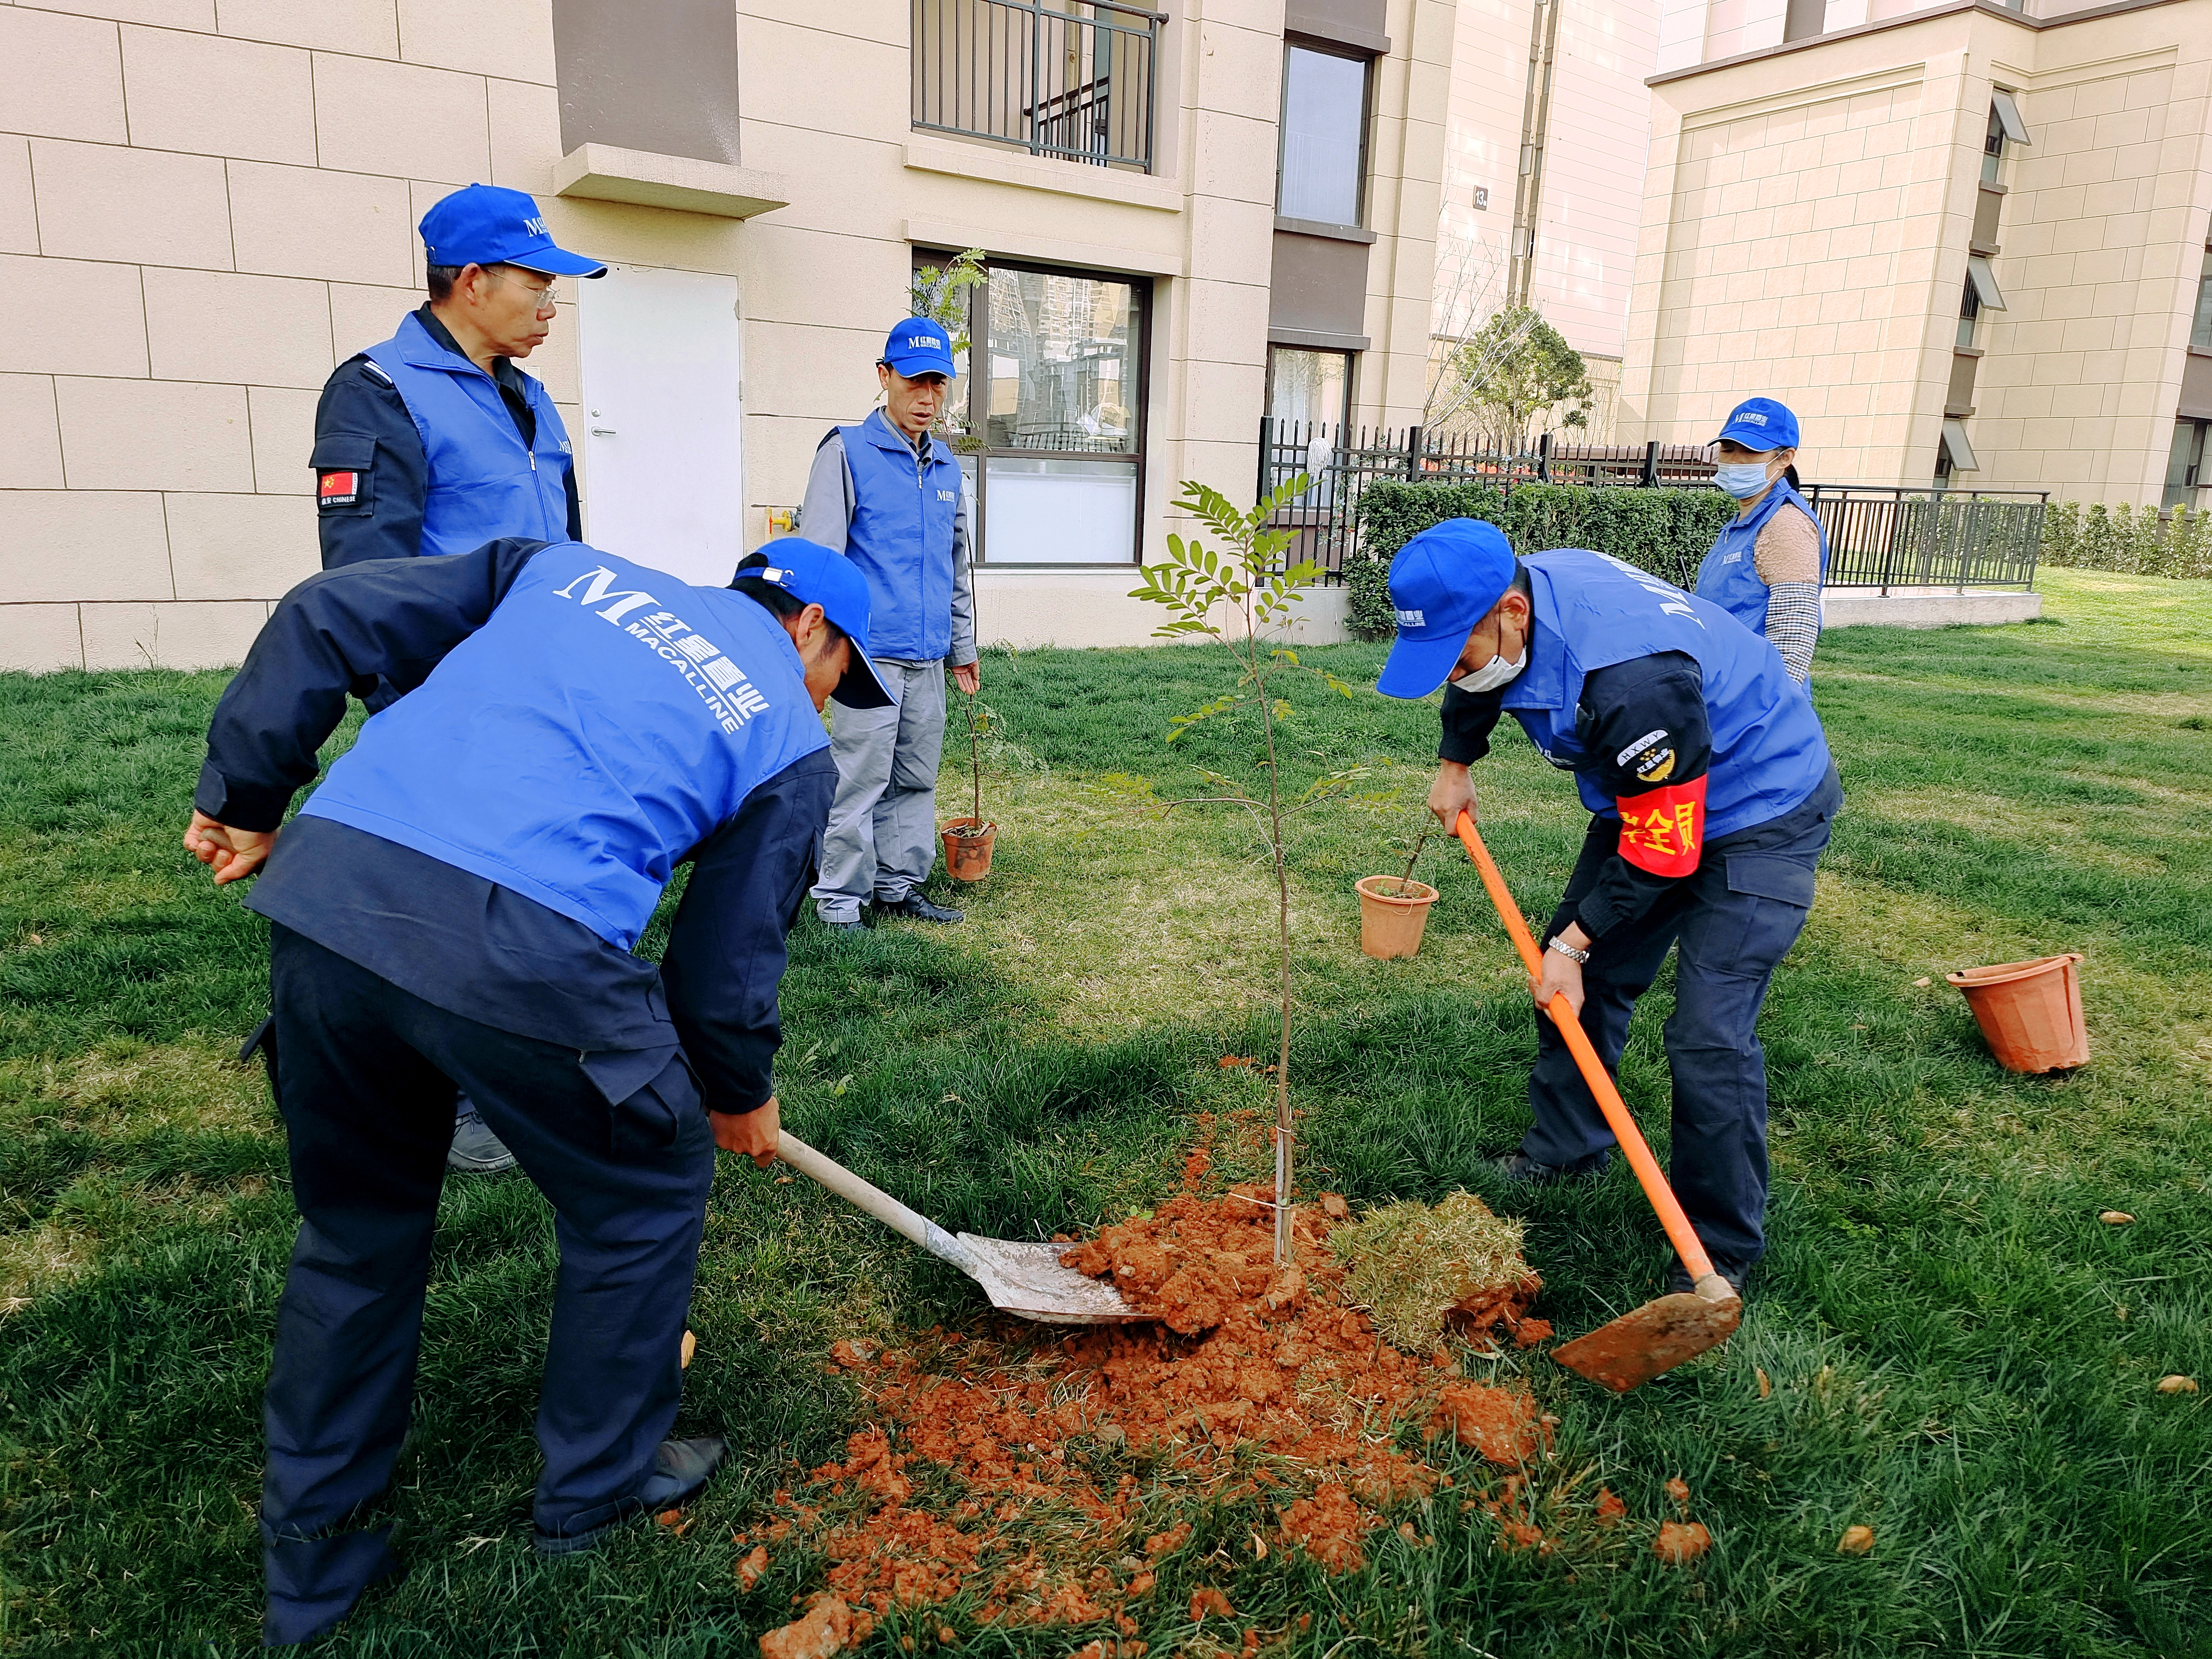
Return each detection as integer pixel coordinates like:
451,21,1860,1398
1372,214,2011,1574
957,1235,1148,1325
775,1130,1142,1325
1550,1291,1743,1393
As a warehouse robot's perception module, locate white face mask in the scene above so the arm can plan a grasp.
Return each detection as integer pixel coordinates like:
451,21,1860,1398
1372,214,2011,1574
1714,461,1773,499
1451,629,1528,693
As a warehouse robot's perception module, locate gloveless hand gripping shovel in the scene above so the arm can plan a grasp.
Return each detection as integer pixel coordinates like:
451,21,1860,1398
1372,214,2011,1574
776,1131,1143,1325
1453,812,1742,1392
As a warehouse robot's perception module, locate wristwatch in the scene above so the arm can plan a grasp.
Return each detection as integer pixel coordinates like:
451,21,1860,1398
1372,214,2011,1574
1546,935,1591,964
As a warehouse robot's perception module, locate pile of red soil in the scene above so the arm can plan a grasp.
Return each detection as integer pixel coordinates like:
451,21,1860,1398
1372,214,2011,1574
742,1184,1575,1636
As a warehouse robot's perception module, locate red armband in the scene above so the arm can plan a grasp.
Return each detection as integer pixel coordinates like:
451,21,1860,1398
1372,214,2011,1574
1615,775,1707,876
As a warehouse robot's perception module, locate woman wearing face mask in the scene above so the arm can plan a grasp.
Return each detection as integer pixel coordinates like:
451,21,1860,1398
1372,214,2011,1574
1695,397,1826,684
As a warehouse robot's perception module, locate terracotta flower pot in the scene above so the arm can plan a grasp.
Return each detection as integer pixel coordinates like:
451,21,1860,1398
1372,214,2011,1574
1947,952,2088,1074
1355,875,1439,960
941,817,997,881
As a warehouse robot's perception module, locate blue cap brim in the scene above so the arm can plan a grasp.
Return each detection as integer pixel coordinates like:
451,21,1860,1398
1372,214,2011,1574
1713,423,1784,451
507,245,608,278
832,643,894,710
1377,630,1468,700
884,355,955,379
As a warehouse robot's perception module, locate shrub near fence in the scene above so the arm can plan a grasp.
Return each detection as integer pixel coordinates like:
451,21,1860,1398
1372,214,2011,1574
1346,479,1738,640
2040,501,2212,580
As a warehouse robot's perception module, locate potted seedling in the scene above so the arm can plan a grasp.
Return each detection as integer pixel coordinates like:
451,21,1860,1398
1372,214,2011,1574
940,689,997,881
1129,475,1366,1265
1355,828,1439,960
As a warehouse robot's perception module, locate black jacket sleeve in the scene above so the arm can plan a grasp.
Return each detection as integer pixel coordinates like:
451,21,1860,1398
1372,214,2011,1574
660,748,838,1116
1438,682,1507,764
193,538,551,830
1568,651,1714,940
313,358,429,570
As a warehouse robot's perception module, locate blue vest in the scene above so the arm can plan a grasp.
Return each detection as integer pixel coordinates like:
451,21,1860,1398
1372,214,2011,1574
1503,550,1832,840
1693,478,1829,638
837,410,961,660
301,545,831,950
363,312,573,558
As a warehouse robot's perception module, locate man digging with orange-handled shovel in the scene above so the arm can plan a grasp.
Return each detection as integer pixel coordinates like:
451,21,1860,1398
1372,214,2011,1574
1374,520,1843,1389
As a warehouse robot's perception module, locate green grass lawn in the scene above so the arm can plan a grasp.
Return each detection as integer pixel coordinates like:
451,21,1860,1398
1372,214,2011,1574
3,567,2208,1656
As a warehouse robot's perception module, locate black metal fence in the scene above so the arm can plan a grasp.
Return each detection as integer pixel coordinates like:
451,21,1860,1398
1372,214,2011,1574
911,0,1162,172
1798,484,2047,592
1255,419,2046,590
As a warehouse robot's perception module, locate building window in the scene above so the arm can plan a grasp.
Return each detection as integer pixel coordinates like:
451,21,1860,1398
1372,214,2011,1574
2191,246,2212,353
1983,91,2029,184
1957,280,1981,349
2166,419,2209,509
1937,419,1978,487
1267,347,1353,430
1277,43,1370,228
930,254,1149,565
1966,254,2007,313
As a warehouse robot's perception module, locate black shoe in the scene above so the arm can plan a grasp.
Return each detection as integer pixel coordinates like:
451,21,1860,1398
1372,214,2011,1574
1492,1150,1606,1186
1667,1257,1749,1299
876,892,963,924
533,1436,726,1556
447,1110,518,1174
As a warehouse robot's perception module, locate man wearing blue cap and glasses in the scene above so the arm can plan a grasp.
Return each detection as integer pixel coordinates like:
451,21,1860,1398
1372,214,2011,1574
799,319,980,930
1378,521,1843,1300
305,183,606,1174
183,534,891,1644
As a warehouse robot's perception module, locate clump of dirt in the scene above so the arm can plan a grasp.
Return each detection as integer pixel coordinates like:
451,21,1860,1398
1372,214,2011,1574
1428,1382,1552,1465
1327,1192,1544,1352
1280,1483,1375,1573
1653,1521,1712,1564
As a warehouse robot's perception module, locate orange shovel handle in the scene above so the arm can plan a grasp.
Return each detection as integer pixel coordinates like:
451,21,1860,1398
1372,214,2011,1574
1453,811,1716,1283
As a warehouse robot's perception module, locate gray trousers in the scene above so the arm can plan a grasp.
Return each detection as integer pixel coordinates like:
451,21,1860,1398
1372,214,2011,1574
811,658,946,921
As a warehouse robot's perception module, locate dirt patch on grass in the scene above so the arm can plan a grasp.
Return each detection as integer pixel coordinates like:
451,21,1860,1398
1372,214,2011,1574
745,1188,1587,1628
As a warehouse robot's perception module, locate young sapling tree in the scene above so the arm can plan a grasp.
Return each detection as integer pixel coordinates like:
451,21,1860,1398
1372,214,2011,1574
1128,476,1365,1265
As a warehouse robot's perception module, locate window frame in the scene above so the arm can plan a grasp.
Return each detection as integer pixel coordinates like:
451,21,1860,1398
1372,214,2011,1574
1275,37,1374,232
1265,345,1356,434
919,248,1154,569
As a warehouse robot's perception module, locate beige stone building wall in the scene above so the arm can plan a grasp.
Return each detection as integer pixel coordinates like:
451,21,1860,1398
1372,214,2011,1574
1618,0,2212,502
0,1,1456,670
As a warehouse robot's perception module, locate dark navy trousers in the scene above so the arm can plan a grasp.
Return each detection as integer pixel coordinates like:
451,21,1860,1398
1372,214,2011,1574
1520,768,1842,1267
259,926,713,1646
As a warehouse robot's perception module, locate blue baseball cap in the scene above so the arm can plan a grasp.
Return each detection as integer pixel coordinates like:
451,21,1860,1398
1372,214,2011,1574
1376,519,1518,699
881,318,957,380
737,539,893,709
419,184,606,278
1714,396,1799,451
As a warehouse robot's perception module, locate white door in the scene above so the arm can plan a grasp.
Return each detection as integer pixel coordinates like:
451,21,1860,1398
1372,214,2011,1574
577,265,745,585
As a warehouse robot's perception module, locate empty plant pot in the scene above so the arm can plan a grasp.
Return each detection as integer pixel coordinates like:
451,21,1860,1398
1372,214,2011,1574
1355,875,1439,960
1947,953,2088,1074
941,817,997,881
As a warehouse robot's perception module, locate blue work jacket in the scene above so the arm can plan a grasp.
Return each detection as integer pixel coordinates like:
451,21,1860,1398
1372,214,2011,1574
1694,478,1829,638
300,546,831,951
360,311,575,558
1503,549,1832,847
837,411,962,660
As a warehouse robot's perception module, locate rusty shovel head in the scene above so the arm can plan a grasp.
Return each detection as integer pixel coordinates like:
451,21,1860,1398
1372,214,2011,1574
1550,1287,1743,1393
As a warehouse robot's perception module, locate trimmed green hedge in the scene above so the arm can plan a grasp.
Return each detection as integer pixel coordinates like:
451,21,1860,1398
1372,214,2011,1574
2040,500,2212,581
1345,480,1738,640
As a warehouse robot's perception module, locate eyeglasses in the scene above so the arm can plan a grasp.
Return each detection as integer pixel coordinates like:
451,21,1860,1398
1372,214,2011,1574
489,268,560,312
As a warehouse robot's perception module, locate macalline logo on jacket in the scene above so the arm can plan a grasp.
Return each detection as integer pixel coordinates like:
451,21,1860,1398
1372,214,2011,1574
301,545,830,949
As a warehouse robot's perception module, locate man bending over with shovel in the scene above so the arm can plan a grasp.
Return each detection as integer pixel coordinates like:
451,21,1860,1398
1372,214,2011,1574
183,536,889,1644
1376,520,1842,1300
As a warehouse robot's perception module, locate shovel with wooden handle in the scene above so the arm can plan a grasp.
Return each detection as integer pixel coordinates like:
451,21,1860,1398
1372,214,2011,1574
775,1130,1143,1325
1453,811,1742,1392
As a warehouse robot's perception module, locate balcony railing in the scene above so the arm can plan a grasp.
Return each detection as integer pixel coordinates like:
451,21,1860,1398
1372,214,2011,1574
912,0,1163,173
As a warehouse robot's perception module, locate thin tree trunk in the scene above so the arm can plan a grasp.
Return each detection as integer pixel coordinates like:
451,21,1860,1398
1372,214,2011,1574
1254,637,1294,1267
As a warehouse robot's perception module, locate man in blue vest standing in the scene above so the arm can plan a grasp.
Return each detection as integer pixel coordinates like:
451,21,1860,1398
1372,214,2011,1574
184,535,891,1645
1377,522,1843,1298
799,320,979,930
308,183,605,1174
